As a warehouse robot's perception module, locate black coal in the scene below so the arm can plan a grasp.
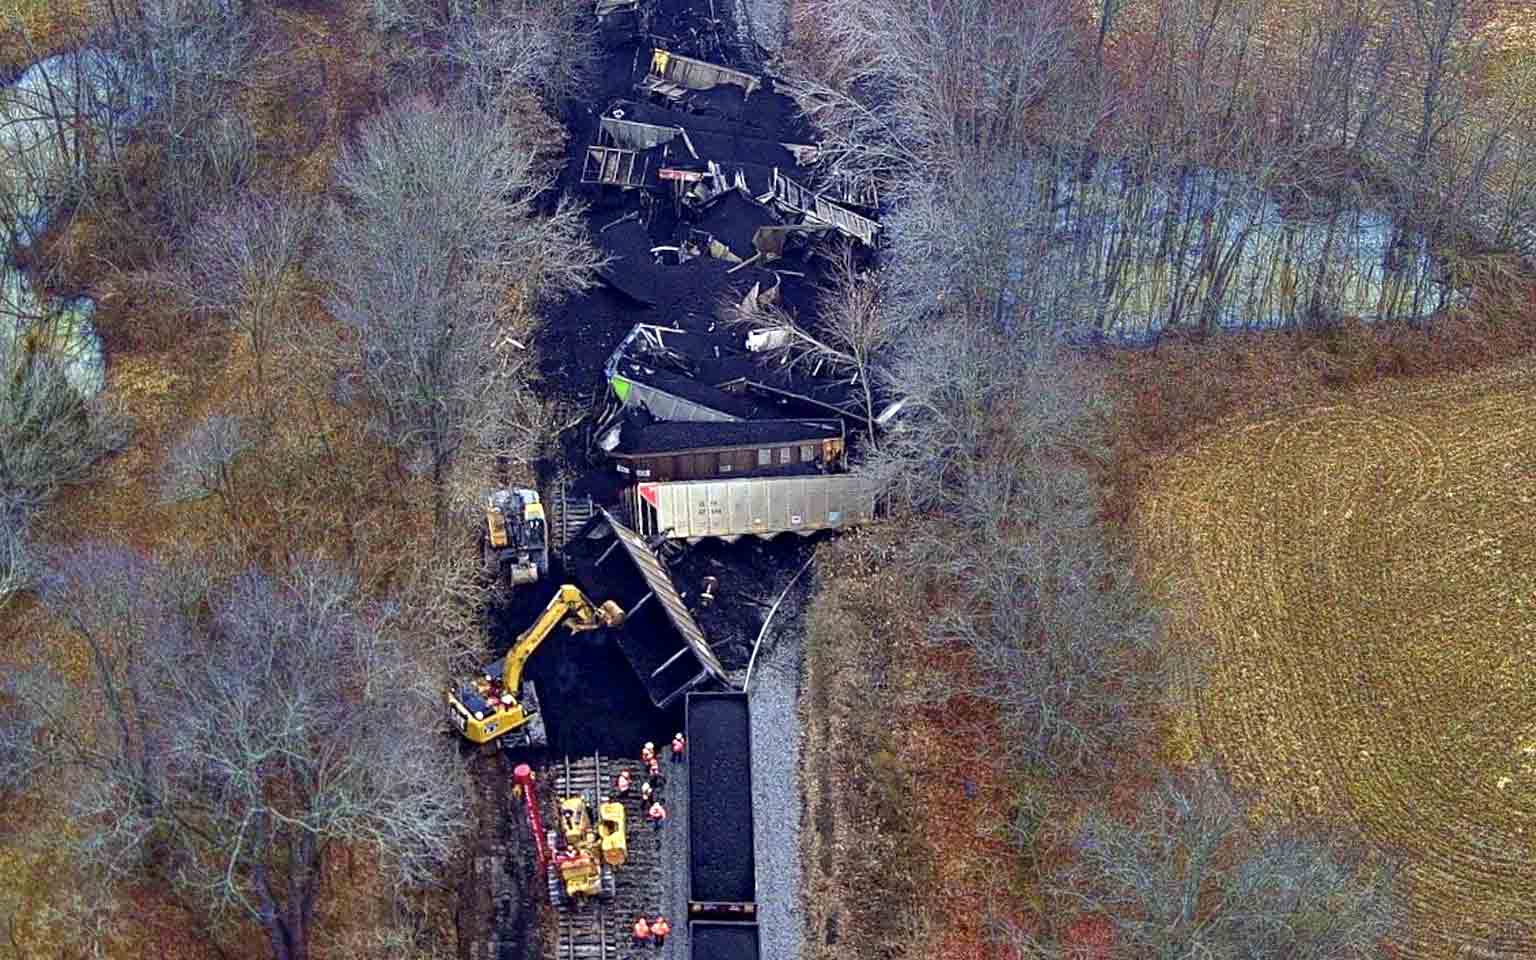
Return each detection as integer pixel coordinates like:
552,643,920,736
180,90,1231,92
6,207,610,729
689,921,760,960
687,693,755,904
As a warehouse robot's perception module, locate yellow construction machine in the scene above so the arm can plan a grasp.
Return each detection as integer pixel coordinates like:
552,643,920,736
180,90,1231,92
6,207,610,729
481,488,549,590
547,791,626,905
446,585,625,749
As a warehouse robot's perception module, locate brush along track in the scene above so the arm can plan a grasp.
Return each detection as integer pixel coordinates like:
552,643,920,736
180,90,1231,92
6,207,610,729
544,753,664,960
462,749,538,960
1136,360,1536,959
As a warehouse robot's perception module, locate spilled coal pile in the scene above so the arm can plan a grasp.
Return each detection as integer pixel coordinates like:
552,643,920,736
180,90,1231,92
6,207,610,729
490,0,881,760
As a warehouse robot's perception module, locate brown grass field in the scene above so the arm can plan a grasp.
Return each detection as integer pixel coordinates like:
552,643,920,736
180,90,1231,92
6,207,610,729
1135,359,1536,958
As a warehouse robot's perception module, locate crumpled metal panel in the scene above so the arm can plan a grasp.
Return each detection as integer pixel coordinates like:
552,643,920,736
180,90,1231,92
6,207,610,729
600,508,727,683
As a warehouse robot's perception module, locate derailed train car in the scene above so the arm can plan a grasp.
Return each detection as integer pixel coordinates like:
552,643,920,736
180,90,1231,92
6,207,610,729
624,474,879,544
605,415,846,482
597,322,883,543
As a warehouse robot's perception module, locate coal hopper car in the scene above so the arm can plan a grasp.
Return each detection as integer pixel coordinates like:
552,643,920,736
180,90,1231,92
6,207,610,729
686,691,757,922
626,474,878,543
690,920,759,960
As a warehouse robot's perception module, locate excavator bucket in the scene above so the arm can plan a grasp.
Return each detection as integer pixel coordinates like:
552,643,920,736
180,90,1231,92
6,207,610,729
597,600,627,628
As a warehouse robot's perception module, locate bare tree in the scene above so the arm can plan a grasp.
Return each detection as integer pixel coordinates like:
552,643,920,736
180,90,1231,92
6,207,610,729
12,546,470,960
0,668,52,795
158,413,252,513
922,518,1163,773
324,96,596,531
29,543,191,868
863,321,1160,773
0,505,30,610
0,41,132,254
1043,767,1403,960
437,0,599,107
157,562,470,960
724,247,894,437
164,194,314,400
75,0,267,239
778,0,1082,199
865,320,1114,515
0,351,130,515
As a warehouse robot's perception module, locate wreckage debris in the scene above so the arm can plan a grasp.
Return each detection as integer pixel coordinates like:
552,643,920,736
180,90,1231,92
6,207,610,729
578,49,880,254
642,48,762,101
531,14,889,721
602,322,878,426
597,509,727,707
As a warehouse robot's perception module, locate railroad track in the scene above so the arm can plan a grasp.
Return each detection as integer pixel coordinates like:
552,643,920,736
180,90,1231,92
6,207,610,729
545,753,664,960
548,475,597,555
558,897,611,960
555,753,611,960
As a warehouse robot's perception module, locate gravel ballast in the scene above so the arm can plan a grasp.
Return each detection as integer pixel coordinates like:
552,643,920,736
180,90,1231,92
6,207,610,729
745,577,809,960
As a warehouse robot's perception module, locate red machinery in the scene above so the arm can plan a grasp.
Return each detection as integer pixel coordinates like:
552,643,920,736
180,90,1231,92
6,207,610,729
514,763,549,873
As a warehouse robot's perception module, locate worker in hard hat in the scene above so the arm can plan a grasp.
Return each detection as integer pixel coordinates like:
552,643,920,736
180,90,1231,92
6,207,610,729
641,779,653,804
652,915,671,947
647,801,667,830
671,733,685,761
632,916,652,946
641,741,656,764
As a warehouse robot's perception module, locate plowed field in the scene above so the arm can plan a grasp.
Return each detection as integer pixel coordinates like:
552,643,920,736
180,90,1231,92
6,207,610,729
1136,361,1536,958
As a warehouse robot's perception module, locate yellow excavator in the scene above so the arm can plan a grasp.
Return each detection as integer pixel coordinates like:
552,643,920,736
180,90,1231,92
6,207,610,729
548,786,626,905
447,585,626,749
482,488,549,590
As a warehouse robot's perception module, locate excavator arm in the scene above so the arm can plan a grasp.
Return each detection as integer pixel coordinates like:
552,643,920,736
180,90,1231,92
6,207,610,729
448,584,625,746
501,585,627,699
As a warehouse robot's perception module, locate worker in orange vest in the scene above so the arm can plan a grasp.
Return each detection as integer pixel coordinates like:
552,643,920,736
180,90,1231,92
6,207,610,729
640,741,656,764
615,769,632,796
651,915,671,947
671,732,685,761
632,916,652,946
648,800,667,830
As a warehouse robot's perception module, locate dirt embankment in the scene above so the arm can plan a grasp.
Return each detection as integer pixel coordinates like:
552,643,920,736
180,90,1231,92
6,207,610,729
799,525,1056,960
800,528,926,960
